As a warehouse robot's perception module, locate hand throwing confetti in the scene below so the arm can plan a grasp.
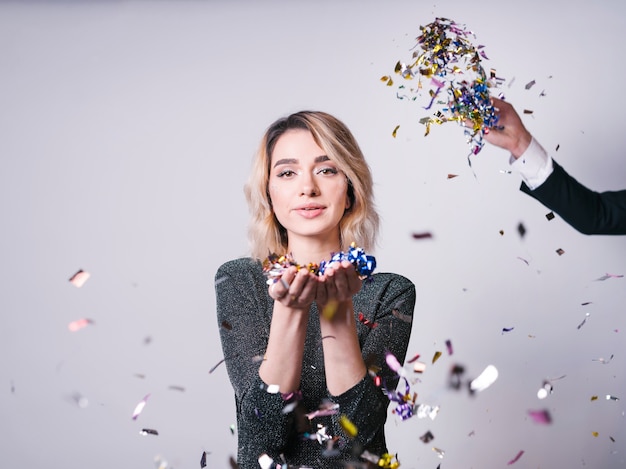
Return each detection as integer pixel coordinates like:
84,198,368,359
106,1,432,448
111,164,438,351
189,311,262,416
383,17,503,162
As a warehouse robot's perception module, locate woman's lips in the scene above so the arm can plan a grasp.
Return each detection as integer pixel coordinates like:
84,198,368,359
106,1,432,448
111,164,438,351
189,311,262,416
294,205,325,218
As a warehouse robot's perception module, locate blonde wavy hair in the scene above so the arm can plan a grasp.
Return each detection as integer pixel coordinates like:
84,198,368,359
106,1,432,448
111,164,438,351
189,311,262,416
244,111,379,260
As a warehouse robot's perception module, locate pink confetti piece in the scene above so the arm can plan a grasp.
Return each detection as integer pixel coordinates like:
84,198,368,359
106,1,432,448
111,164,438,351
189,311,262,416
595,273,623,281
67,318,94,332
445,339,453,355
132,393,150,420
69,269,90,288
507,450,524,465
306,402,339,419
528,409,552,424
386,352,407,377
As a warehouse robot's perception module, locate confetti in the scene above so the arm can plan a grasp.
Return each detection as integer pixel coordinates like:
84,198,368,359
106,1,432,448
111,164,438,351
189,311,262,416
358,312,378,329
537,381,553,399
416,403,440,420
528,409,552,424
413,361,427,373
592,431,599,437
412,231,433,239
266,384,280,394
507,450,524,465
392,125,400,138
67,318,94,332
445,339,453,355
470,364,498,392
546,211,555,220
447,174,458,179
524,80,536,90
168,385,185,392
420,430,435,443
556,248,565,256
200,451,209,468
432,351,442,364
502,327,514,334
386,352,407,377
69,269,90,288
517,222,526,238
221,320,232,331
577,312,591,330
432,447,445,459
385,17,502,159
392,309,412,323
263,243,376,284
132,393,150,420
209,357,227,374
258,454,273,469
595,273,624,281
592,354,614,364
139,428,158,436
339,414,358,438
306,402,339,419
606,395,620,401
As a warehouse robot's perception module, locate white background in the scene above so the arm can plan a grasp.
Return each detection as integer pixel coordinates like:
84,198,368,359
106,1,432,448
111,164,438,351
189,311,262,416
1,1,625,467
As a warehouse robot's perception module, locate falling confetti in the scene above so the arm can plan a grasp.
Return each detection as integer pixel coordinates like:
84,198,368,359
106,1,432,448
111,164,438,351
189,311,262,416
68,318,94,332
200,451,209,468
432,351,442,364
69,269,90,288
392,125,400,138
412,232,433,239
528,409,552,424
470,364,498,392
556,248,565,256
132,393,151,420
507,450,524,465
546,211,555,220
577,312,591,330
445,339,453,355
502,327,515,334
358,312,378,329
420,430,435,443
339,415,358,438
139,428,158,436
595,273,624,281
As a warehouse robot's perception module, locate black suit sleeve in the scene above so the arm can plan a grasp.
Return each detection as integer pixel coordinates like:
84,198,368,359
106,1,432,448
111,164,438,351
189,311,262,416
520,160,626,235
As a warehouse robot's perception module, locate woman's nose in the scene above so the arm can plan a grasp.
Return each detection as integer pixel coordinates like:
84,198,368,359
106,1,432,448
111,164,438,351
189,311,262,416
300,173,319,196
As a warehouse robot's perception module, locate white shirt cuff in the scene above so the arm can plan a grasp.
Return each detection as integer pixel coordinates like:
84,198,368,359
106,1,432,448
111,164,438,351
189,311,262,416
509,137,554,190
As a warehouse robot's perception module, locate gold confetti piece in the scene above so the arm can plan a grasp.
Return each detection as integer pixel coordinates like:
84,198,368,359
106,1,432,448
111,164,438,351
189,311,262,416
321,300,338,321
392,125,400,138
546,211,555,220
499,230,504,236
380,75,391,82
432,351,442,364
432,447,445,458
69,269,90,288
339,414,358,438
591,395,598,401
592,431,599,437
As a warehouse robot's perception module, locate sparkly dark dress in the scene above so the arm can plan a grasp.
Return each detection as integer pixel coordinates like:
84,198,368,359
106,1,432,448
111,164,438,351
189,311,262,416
215,257,415,469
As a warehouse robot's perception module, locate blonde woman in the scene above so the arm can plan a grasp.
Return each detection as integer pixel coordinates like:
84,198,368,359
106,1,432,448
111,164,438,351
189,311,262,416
215,111,415,468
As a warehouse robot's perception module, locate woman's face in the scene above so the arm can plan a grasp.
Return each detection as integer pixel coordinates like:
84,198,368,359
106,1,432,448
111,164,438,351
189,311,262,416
268,129,350,248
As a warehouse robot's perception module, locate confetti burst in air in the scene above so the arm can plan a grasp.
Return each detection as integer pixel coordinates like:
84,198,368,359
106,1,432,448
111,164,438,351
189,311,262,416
382,17,504,163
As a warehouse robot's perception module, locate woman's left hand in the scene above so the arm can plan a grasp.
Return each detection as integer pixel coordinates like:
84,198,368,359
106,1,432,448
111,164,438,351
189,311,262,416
315,260,362,310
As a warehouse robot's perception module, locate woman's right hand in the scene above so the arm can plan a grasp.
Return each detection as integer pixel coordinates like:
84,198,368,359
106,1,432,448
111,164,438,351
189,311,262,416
268,266,318,310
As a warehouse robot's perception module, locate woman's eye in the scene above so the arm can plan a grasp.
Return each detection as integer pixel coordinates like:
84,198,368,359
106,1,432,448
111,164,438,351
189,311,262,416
277,169,296,178
317,167,338,175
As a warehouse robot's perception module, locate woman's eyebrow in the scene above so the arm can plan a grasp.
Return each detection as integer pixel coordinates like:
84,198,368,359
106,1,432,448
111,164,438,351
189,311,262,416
273,155,329,168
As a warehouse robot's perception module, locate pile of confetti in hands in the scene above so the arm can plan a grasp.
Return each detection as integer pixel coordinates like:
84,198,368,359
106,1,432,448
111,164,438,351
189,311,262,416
382,17,504,159
262,242,376,285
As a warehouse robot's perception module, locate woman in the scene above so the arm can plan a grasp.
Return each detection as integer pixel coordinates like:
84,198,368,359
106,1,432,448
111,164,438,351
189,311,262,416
215,111,415,468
